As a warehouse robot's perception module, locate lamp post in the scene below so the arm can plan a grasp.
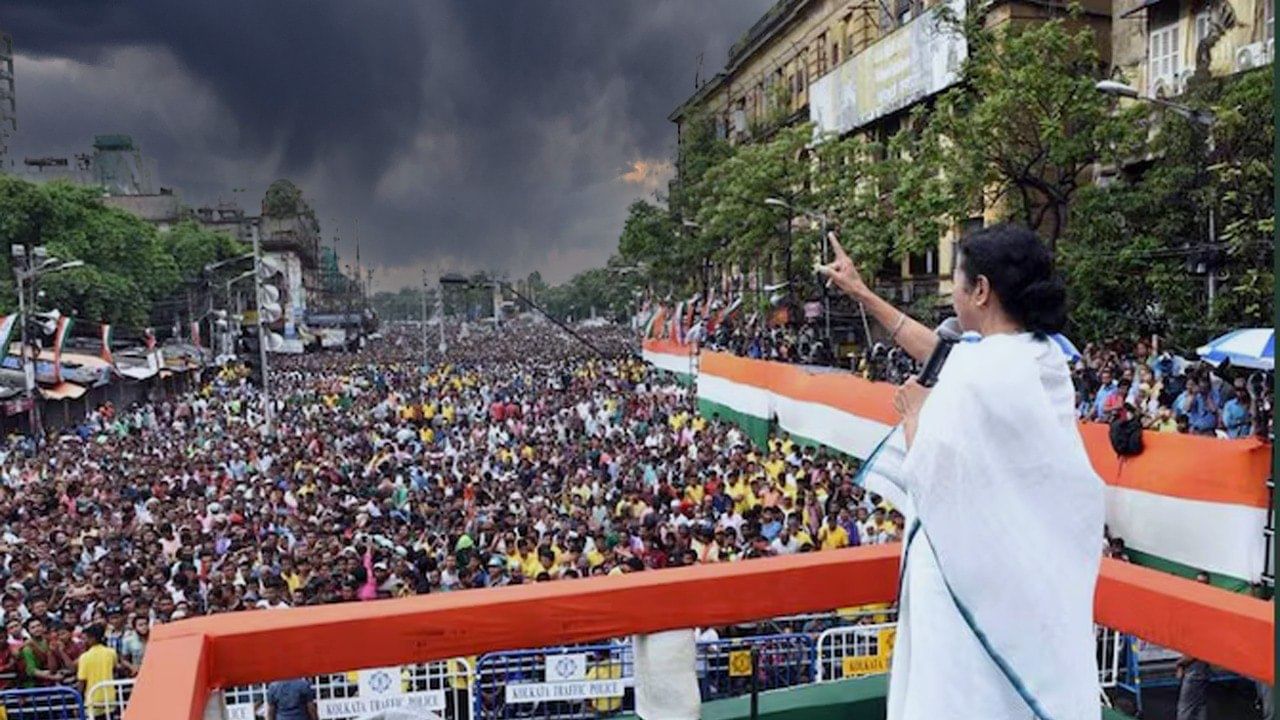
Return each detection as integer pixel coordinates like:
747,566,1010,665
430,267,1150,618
1095,80,1219,312
10,246,83,447
764,197,871,347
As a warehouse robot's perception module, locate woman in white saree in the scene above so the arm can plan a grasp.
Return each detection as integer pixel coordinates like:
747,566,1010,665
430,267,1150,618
819,224,1105,719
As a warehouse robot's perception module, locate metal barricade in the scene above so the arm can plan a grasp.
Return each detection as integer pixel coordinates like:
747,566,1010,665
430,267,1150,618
217,660,474,720
814,623,897,682
1096,625,1126,688
474,643,634,720
0,687,85,720
695,634,814,702
84,680,135,720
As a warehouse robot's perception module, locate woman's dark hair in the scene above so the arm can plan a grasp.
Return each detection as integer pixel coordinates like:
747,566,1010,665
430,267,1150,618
957,223,1067,335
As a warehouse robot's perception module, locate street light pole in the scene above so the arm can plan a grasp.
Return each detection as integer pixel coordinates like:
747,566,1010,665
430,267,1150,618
252,224,274,436
763,197,871,348
1094,80,1218,314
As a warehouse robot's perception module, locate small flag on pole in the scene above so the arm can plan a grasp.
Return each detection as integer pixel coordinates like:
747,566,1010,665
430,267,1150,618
52,316,74,384
99,324,116,367
0,315,16,361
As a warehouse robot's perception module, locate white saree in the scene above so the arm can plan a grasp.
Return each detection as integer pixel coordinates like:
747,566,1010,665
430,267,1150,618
885,333,1105,720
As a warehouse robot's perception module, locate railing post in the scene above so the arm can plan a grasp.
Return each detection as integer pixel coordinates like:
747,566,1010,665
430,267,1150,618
749,645,760,720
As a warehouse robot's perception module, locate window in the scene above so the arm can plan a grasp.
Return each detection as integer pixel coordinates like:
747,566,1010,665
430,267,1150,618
1193,11,1210,48
817,33,828,74
908,249,936,277
831,40,840,68
1148,22,1181,87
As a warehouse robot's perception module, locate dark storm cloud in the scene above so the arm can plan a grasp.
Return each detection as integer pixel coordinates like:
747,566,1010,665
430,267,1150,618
0,0,771,285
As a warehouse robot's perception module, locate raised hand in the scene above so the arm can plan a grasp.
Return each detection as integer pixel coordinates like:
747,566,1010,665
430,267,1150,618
815,231,870,300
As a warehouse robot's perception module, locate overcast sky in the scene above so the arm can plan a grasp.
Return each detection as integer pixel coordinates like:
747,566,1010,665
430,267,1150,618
0,1,771,289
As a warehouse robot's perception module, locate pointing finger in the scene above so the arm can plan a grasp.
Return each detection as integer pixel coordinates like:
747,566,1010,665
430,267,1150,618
827,231,850,262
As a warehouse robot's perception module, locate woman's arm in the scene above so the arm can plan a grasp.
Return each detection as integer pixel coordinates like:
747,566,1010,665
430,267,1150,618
816,232,938,363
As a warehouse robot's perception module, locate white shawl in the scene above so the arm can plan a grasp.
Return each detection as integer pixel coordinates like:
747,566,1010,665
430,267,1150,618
888,333,1104,719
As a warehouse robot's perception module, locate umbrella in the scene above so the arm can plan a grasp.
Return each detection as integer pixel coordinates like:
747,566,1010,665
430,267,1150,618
1049,333,1082,363
1197,328,1274,371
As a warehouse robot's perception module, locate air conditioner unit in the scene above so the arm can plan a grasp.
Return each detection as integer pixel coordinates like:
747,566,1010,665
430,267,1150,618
1235,43,1263,71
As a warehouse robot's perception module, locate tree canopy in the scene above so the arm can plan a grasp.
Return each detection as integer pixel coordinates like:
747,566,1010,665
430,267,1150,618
0,177,247,329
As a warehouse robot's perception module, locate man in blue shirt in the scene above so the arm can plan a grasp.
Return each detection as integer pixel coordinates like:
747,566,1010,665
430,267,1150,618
267,677,316,720
1220,386,1253,438
1092,369,1118,420
1174,379,1219,435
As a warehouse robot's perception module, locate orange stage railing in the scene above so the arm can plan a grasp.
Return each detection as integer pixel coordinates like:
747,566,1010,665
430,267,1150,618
123,548,1272,720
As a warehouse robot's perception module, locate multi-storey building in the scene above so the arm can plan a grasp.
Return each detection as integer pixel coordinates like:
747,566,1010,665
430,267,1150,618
1112,0,1272,97
0,30,14,168
669,0,1111,305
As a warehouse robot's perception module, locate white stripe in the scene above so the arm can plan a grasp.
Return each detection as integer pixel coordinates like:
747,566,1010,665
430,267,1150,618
642,350,693,376
771,395,896,460
1106,485,1266,582
696,374,772,419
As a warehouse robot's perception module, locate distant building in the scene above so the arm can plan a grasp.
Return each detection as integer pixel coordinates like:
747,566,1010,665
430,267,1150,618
192,201,260,247
99,192,184,232
1111,0,1272,97
0,30,14,167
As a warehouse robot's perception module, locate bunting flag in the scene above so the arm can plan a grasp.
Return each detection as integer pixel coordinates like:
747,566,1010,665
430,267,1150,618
645,306,667,339
99,323,116,367
52,316,73,384
191,321,202,349
644,344,1271,591
0,315,17,363
670,301,684,342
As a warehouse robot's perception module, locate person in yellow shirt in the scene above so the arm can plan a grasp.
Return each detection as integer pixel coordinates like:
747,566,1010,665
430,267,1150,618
78,625,118,719
818,516,850,550
419,426,434,444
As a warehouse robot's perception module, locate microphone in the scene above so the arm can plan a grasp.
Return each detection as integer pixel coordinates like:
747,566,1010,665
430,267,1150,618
917,317,962,388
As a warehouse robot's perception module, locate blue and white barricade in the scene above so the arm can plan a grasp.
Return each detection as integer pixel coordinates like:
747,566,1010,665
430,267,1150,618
0,687,86,720
814,623,897,682
695,634,814,702
474,643,634,720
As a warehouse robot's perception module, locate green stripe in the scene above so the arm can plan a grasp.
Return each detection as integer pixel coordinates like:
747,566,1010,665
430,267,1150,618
697,397,771,448
1123,547,1253,593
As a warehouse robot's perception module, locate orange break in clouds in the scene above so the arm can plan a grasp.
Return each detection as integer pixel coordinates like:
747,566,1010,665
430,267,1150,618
619,159,673,190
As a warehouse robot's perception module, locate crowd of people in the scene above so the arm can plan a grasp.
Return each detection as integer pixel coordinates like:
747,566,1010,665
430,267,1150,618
0,318,903,711
1072,338,1272,439
705,311,1273,439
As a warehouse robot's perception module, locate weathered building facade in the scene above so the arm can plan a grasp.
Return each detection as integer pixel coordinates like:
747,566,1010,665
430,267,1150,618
670,0,1111,303
1111,0,1271,96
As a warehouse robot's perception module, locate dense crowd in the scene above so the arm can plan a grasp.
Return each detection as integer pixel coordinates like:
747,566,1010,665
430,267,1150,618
0,319,901,709
707,314,1273,439
1072,338,1272,439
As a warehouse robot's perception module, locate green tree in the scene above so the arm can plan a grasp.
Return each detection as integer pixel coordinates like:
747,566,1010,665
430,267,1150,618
695,123,814,285
906,13,1142,251
1061,68,1274,349
163,220,248,281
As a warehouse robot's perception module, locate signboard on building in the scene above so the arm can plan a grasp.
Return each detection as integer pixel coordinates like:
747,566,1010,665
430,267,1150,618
809,0,967,138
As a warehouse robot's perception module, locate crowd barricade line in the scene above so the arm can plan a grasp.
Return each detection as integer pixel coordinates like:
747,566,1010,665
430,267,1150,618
0,686,86,720
82,659,476,720
1096,625,1126,689
83,679,135,720
814,622,898,682
473,642,634,720
695,633,814,702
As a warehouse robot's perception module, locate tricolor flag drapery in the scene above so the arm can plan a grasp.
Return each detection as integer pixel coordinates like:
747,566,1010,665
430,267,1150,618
645,343,1271,591
99,324,116,367
0,315,17,362
190,321,202,349
51,316,73,384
